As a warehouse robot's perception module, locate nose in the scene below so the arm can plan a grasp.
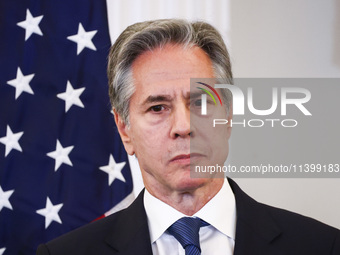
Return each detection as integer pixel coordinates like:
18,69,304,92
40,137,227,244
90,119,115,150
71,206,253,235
170,103,192,139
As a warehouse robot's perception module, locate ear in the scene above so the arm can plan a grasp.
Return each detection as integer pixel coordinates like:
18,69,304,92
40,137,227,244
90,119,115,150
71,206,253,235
113,109,135,155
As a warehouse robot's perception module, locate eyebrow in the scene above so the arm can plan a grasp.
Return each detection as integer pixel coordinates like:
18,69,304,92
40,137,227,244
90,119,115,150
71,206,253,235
142,95,172,106
141,91,194,106
189,91,204,99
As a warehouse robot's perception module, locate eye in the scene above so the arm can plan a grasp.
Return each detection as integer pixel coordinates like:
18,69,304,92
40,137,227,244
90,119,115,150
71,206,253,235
149,105,165,112
193,99,202,107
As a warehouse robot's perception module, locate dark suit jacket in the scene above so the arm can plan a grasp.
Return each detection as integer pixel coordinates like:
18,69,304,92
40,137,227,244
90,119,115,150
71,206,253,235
36,178,340,255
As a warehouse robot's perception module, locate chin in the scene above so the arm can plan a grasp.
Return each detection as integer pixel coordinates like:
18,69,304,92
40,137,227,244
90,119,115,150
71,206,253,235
175,176,209,192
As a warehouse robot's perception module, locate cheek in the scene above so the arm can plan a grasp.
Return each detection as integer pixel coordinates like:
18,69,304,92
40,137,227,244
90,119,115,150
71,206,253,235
193,116,230,164
131,121,169,158
213,124,230,148
208,107,231,151
215,128,230,164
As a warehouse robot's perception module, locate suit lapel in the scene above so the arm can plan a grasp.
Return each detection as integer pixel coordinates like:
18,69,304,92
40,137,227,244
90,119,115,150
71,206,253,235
228,179,286,255
104,190,153,255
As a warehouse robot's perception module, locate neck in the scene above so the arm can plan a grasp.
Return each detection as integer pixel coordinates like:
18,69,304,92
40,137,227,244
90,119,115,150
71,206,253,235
145,178,224,215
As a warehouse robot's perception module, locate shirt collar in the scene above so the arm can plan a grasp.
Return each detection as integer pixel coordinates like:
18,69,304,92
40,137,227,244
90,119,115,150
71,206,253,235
143,179,237,243
194,179,236,240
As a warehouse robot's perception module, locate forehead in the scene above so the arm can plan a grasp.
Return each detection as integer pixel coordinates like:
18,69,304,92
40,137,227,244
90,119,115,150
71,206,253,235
131,44,215,98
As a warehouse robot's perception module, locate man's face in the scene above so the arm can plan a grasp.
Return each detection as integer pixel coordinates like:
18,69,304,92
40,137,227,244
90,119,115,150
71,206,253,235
115,44,231,197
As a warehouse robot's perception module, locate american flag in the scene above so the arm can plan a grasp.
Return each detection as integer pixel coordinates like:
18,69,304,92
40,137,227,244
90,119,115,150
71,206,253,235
0,1,133,254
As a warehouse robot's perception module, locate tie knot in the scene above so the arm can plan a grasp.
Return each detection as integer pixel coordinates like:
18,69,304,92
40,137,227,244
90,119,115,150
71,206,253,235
167,217,208,254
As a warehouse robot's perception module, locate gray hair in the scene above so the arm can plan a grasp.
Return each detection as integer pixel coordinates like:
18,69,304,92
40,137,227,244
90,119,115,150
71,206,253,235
108,19,233,124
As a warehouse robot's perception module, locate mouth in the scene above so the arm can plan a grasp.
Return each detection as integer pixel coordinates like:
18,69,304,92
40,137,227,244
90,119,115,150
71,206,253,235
170,153,204,164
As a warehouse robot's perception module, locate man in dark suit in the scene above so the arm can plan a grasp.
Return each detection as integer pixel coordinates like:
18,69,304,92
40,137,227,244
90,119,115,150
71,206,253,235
37,19,340,255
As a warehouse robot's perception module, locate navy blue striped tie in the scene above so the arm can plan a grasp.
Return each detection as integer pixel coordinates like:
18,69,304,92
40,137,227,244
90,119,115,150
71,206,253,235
167,217,209,255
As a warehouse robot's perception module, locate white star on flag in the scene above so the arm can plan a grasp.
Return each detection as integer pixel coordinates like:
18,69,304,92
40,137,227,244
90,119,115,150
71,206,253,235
17,9,43,41
0,247,5,255
36,197,63,229
99,154,126,185
67,23,97,55
47,140,74,171
0,126,24,157
7,67,35,99
57,81,85,112
0,186,14,212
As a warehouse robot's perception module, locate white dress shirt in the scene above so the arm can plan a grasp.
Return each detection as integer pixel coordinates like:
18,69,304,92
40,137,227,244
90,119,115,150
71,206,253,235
144,179,237,255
